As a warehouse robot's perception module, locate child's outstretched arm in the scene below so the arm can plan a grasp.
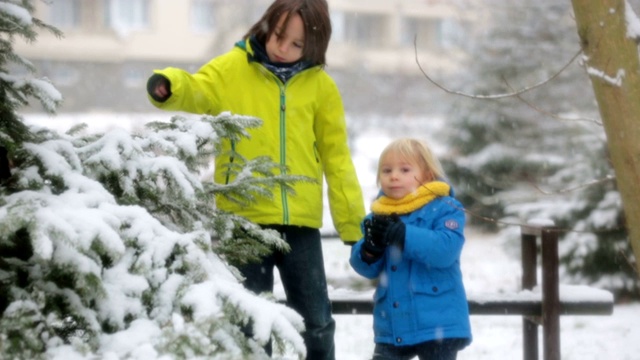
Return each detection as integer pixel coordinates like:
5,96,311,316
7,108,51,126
146,55,225,115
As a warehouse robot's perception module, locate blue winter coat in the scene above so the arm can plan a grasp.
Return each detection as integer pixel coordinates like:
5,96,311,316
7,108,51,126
350,194,472,347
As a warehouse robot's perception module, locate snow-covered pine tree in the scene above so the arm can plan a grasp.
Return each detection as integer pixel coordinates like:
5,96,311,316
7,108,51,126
0,0,62,182
1,1,310,358
441,0,637,298
1,114,309,359
0,0,62,333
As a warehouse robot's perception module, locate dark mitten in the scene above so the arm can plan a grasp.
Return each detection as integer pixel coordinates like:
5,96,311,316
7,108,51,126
361,219,386,264
372,214,406,250
369,215,394,246
147,74,172,102
385,216,406,250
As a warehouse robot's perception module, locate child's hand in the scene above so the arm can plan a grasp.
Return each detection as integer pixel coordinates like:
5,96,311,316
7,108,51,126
147,74,172,102
370,215,393,245
154,82,169,99
361,219,387,264
372,214,406,250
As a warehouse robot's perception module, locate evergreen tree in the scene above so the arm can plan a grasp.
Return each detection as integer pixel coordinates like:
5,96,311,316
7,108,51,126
1,115,309,359
1,2,310,358
0,0,62,181
442,0,637,298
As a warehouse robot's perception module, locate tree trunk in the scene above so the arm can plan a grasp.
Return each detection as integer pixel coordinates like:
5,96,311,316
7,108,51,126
571,0,640,275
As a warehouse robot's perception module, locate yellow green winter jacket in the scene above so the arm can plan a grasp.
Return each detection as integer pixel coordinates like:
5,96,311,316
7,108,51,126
147,40,365,242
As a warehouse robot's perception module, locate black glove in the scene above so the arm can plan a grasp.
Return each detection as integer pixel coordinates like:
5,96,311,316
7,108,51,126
360,218,387,264
372,214,406,250
147,74,172,102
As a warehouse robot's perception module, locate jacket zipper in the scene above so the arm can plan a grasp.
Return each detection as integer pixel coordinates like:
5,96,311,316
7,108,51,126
279,82,289,224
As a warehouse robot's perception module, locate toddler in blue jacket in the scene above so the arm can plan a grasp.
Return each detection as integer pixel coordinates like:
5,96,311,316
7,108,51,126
350,138,472,360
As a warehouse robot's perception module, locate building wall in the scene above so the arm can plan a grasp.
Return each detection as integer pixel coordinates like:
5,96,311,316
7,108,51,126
15,0,469,113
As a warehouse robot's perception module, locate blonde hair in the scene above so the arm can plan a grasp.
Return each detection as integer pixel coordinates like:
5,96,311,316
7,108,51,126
376,138,445,186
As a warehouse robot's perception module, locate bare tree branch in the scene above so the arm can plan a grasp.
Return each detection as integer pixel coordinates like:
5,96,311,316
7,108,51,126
501,77,604,126
528,175,616,195
414,35,583,100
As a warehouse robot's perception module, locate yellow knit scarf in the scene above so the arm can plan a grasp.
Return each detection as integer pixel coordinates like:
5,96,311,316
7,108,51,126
371,181,451,215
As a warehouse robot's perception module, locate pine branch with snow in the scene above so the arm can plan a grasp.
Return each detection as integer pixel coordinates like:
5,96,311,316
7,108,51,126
0,0,62,145
0,113,309,358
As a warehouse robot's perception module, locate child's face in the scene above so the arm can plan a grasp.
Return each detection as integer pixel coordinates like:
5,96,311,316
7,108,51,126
266,12,305,64
379,152,430,200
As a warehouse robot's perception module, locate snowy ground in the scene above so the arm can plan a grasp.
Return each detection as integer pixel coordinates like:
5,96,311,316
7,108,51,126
274,229,640,360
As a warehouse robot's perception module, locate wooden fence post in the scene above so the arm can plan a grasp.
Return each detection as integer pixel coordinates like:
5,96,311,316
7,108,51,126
521,224,539,360
541,227,560,360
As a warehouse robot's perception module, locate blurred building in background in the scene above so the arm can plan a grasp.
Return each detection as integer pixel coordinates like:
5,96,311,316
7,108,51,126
16,0,469,114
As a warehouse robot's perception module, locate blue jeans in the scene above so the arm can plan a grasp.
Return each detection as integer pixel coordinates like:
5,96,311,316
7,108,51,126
372,338,467,360
237,225,335,360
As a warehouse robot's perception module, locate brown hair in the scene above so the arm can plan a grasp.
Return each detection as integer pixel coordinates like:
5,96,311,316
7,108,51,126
244,0,332,66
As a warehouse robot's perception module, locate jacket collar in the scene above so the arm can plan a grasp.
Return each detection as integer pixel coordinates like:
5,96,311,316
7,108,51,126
235,37,314,82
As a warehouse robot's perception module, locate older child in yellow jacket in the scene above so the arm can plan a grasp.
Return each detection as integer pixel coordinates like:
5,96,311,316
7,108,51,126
146,0,364,358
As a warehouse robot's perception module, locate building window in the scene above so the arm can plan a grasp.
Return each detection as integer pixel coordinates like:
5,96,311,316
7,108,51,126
402,16,465,51
104,0,149,33
341,12,390,47
191,0,216,33
401,17,440,51
49,0,81,29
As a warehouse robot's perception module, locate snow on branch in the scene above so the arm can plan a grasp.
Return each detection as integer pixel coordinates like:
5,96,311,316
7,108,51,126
625,0,640,42
585,64,625,87
0,2,32,27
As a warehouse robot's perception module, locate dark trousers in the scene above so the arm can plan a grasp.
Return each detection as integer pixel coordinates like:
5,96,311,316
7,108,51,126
237,225,335,360
372,338,467,360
